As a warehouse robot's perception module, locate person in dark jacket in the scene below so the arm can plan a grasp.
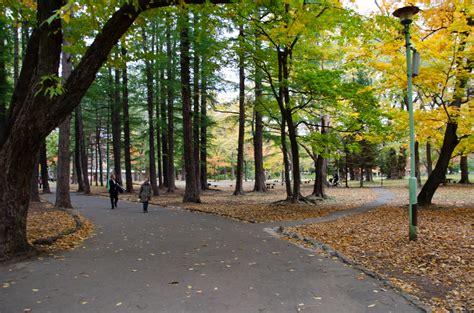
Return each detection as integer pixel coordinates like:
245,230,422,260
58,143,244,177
138,178,152,213
108,174,123,209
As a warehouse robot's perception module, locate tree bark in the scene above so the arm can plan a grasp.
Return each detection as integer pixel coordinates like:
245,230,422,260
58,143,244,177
200,56,209,190
415,141,422,187
121,48,133,192
234,25,245,196
180,13,200,203
159,53,169,189
192,14,201,191
166,16,176,193
112,66,122,183
75,105,90,194
459,155,470,184
74,111,85,192
426,141,433,177
143,27,160,196
0,20,7,147
253,44,266,192
418,123,460,205
30,157,40,202
313,115,329,198
151,25,163,189
39,140,51,193
155,30,168,189
281,118,292,197
54,47,72,208
55,115,72,208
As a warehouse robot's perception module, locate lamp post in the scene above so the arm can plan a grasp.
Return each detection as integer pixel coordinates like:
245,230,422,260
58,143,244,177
393,6,420,241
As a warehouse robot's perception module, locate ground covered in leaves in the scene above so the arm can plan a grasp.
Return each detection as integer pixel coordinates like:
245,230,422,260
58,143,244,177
95,182,377,222
288,185,473,312
27,201,94,253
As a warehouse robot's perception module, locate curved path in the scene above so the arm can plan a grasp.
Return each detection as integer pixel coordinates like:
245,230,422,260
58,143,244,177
0,190,421,313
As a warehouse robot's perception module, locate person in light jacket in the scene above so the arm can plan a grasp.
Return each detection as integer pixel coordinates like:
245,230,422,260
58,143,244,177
139,178,152,213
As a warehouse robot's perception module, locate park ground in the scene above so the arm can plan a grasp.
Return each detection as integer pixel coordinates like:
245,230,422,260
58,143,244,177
22,178,474,312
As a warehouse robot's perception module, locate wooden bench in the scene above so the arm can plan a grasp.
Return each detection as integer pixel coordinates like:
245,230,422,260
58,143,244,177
443,178,454,185
266,183,275,189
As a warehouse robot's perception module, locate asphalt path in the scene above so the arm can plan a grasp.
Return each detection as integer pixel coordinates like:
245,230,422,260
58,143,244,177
0,191,422,313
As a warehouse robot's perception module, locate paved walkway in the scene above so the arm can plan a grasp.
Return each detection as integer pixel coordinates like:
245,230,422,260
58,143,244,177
0,191,421,313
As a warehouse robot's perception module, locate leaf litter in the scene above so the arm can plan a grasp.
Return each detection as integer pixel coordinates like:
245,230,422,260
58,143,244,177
27,201,94,253
288,203,473,312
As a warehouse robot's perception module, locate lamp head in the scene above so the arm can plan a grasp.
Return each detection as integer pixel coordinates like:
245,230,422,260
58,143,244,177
393,6,420,25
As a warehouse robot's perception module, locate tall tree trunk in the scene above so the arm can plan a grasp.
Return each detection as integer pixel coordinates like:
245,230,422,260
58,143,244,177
151,26,163,189
180,13,200,203
199,57,208,190
285,110,301,201
234,25,245,196
166,17,176,193
143,27,160,196
75,105,90,194
459,155,470,184
159,56,169,188
121,48,133,192
112,66,122,183
192,14,201,191
0,0,63,258
0,20,7,146
39,140,51,193
74,111,84,192
415,141,422,187
97,114,104,187
426,141,433,176
94,129,99,186
281,118,292,197
56,116,72,208
253,42,266,192
313,115,329,198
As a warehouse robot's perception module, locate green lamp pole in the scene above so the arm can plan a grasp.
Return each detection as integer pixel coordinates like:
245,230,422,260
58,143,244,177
393,6,420,241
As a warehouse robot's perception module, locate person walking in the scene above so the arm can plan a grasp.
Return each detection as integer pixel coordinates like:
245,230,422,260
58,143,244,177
138,178,152,213
108,174,123,209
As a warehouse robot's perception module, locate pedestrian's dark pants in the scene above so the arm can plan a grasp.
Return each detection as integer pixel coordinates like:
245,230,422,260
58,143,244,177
110,194,118,209
143,201,149,212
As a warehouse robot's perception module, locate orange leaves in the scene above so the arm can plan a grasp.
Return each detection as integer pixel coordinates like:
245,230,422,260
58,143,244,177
289,202,474,311
27,202,94,253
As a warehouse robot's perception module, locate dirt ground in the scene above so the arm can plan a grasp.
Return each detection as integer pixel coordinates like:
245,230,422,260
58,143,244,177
91,180,377,222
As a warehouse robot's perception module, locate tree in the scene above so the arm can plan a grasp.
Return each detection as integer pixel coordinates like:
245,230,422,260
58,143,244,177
252,50,267,192
234,24,245,196
121,47,134,193
166,14,177,193
0,0,228,258
142,25,160,196
180,11,200,203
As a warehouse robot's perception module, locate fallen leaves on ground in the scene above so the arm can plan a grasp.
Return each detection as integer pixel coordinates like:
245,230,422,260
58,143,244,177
93,184,377,222
289,205,474,312
27,201,95,253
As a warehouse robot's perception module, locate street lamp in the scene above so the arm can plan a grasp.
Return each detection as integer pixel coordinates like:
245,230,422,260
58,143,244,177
393,5,420,241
